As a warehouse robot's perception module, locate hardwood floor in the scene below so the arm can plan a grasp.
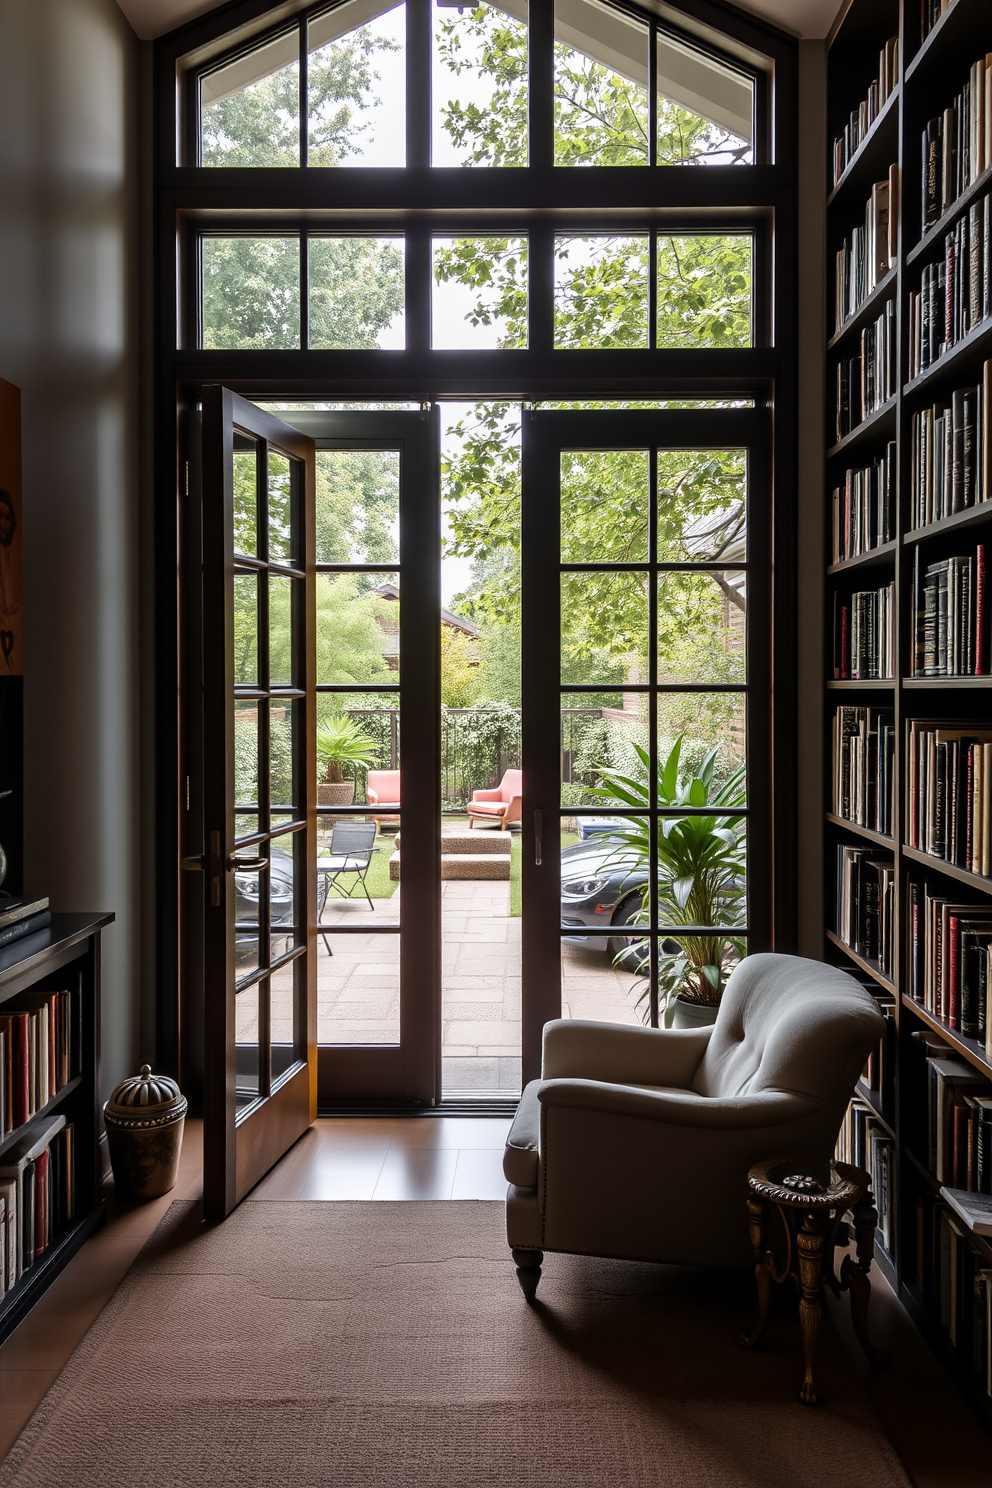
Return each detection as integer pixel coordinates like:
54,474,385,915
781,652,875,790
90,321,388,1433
1,1113,989,1485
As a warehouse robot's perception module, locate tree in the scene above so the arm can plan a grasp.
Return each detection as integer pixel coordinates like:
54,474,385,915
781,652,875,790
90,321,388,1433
440,626,484,708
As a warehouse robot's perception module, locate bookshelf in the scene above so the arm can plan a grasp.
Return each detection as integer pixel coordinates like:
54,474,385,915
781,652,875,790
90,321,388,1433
825,0,992,1430
0,914,112,1344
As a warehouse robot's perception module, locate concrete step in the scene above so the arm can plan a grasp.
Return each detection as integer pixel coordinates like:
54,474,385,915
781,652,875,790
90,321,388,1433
395,831,512,856
389,851,511,881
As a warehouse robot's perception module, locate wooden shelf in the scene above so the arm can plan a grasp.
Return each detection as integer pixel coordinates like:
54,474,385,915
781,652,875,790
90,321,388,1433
825,812,895,847
0,1075,82,1161
902,844,992,896
826,397,898,459
825,929,897,994
903,501,992,544
906,165,992,266
827,539,897,575
903,316,992,398
826,678,895,690
827,267,898,351
901,994,992,1078
905,0,990,83
827,88,900,207
902,676,992,689
855,1078,896,1136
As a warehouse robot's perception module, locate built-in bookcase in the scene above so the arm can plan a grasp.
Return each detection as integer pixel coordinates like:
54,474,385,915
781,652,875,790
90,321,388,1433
826,0,992,1429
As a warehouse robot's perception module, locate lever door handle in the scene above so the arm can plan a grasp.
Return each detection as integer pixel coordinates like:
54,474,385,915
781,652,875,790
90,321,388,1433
228,854,268,872
534,809,542,867
180,854,204,872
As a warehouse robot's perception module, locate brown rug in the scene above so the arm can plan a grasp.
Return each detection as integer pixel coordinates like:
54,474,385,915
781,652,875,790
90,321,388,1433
1,1201,910,1488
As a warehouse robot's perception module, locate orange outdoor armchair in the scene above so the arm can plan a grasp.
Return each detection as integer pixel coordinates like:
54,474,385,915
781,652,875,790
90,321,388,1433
467,769,522,830
366,769,401,828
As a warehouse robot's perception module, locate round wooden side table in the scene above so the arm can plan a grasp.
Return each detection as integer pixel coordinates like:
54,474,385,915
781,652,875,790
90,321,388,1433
741,1157,889,1406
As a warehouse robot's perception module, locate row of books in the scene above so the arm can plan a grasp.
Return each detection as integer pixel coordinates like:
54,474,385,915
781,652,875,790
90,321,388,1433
831,582,895,679
922,1041,992,1190
831,706,895,836
835,303,898,441
831,37,899,188
910,545,987,676
0,1114,75,1300
909,195,992,378
909,365,992,527
833,170,898,333
0,984,82,1139
907,882,992,1048
830,444,896,562
906,723,992,875
860,986,896,1119
835,844,895,976
836,1097,894,1253
921,56,992,230
914,1192,992,1395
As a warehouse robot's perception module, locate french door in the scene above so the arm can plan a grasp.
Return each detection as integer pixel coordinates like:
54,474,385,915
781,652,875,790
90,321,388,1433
520,408,772,1086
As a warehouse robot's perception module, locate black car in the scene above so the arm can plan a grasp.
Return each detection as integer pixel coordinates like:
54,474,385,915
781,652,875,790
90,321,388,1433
559,836,648,960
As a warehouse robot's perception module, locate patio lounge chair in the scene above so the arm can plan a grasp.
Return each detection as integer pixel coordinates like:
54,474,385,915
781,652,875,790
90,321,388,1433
316,819,378,951
367,769,401,829
467,769,522,830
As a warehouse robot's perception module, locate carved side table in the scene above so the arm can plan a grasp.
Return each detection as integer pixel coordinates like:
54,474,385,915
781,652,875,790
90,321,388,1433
741,1158,889,1406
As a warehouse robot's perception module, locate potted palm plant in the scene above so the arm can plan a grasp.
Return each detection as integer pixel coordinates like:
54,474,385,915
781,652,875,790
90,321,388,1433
591,735,747,1028
316,715,378,809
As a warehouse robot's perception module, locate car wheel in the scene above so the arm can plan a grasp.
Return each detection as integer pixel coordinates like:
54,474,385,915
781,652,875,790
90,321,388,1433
610,894,648,972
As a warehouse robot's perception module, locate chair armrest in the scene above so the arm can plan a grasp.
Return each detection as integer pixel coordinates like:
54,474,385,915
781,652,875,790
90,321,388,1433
538,1078,818,1130
367,788,379,804
472,788,502,801
503,793,522,819
541,1018,711,1089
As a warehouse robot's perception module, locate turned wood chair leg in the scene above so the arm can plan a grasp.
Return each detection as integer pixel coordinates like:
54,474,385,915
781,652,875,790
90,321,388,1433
796,1213,826,1407
741,1196,772,1349
511,1247,543,1302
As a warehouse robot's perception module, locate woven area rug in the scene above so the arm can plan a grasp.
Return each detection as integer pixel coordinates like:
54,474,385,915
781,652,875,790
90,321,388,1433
1,1201,910,1488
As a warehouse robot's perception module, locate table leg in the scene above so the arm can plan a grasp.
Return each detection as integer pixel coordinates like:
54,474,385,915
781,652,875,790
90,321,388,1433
741,1196,772,1349
796,1211,826,1406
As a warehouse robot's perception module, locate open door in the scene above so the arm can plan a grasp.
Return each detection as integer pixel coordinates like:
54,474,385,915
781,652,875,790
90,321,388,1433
194,388,318,1220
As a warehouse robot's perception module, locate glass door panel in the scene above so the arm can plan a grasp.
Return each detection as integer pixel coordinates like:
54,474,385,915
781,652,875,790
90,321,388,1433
521,408,770,1087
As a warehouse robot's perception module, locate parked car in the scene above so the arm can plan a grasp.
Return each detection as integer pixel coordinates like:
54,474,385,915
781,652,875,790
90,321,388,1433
560,836,649,964
235,848,295,963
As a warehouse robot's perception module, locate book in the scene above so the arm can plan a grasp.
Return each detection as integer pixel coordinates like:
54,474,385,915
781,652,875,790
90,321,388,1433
0,911,52,950
0,897,49,931
941,1187,992,1236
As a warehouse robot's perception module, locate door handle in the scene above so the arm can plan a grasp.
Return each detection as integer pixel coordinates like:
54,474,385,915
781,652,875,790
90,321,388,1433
180,854,204,872
227,854,268,872
534,809,542,867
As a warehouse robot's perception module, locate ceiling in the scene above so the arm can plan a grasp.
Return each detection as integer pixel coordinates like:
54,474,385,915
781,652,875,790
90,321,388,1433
115,0,843,42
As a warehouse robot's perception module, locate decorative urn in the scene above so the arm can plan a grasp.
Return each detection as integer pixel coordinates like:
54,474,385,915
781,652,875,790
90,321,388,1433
104,1065,187,1201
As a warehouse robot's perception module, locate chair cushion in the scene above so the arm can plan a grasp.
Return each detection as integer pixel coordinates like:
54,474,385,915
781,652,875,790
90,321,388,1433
469,801,507,816
503,1080,541,1187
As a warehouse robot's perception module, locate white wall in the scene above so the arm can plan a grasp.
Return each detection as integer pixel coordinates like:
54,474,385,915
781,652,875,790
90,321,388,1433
0,0,143,1097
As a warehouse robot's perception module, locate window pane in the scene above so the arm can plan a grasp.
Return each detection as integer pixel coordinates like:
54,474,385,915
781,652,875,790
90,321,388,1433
316,573,396,685
655,692,746,794
561,573,648,685
656,32,753,166
657,235,752,347
433,0,528,167
315,450,399,564
270,828,304,961
200,33,300,167
554,0,649,166
309,238,405,349
308,1,406,167
269,575,298,686
317,931,400,1042
554,236,648,348
561,449,649,562
270,700,297,811
233,438,258,556
234,573,258,685
234,702,259,812
201,236,300,349
267,449,294,563
657,449,747,561
432,237,528,349
271,957,305,1083
235,982,262,1110
316,700,399,817
656,569,746,684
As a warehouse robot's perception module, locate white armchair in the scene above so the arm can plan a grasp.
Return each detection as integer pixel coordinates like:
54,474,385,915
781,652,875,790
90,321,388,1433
503,953,883,1299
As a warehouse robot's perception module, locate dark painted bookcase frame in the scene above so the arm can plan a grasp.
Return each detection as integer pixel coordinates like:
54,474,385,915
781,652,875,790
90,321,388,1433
0,914,112,1345
825,0,992,1431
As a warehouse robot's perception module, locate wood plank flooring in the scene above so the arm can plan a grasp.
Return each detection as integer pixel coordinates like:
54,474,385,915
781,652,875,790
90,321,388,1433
1,1114,990,1486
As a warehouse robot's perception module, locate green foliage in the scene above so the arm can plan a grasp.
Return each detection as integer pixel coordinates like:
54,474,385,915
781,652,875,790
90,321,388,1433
590,736,747,1014
554,237,648,347
315,450,399,565
436,7,528,166
316,714,379,784
202,237,300,350
434,237,528,348
440,627,484,708
309,237,404,349
440,703,521,808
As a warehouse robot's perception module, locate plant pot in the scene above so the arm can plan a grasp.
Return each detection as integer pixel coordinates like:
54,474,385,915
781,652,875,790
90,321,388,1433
668,995,720,1029
317,780,356,807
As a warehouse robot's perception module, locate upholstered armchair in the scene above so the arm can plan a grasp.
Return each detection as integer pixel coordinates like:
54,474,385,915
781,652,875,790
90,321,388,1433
468,768,522,829
366,769,401,829
503,953,883,1299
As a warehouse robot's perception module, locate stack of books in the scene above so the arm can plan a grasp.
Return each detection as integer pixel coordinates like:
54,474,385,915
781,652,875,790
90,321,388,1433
923,1049,991,1189
831,38,899,187
831,705,895,834
909,195,992,377
909,366,992,526
921,59,992,229
836,1095,894,1252
832,582,895,678
915,1190,992,1386
907,881,992,1045
0,897,50,954
0,1114,74,1299
833,170,898,332
906,722,992,874
835,844,895,975
835,304,898,439
0,982,81,1138
831,443,896,561
910,546,988,676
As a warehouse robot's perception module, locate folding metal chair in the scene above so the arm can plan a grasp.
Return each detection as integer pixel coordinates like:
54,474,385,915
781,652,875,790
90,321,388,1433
316,819,378,953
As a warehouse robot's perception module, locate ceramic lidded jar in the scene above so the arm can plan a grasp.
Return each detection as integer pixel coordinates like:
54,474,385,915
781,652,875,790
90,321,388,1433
104,1065,187,1201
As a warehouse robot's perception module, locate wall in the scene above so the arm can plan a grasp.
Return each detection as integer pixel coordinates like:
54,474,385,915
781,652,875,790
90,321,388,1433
0,0,144,1097
795,38,827,956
